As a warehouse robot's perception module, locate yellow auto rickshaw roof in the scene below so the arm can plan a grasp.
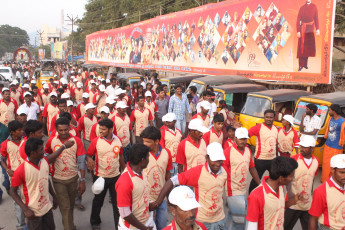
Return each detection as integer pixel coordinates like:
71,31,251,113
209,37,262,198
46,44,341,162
301,92,345,106
248,89,310,102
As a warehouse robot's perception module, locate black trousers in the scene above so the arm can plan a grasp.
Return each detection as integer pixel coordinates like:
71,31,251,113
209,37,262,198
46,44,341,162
284,208,309,230
249,159,272,193
27,209,55,230
90,175,120,229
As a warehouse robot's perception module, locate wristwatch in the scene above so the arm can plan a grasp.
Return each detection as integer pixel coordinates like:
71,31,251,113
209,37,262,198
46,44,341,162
80,178,86,182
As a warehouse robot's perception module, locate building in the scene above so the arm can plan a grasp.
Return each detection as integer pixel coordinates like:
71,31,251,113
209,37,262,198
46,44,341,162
39,25,70,45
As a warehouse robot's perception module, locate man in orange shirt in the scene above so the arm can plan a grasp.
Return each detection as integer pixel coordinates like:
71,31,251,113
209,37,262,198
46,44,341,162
0,87,18,126
42,92,59,134
77,103,98,150
277,115,299,157
192,101,210,128
144,91,158,126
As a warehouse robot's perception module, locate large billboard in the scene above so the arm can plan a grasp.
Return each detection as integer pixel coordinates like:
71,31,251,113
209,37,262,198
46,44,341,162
86,0,336,84
51,41,68,61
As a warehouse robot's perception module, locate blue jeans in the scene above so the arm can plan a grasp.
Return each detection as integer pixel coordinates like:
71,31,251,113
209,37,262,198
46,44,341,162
170,163,178,177
1,164,10,191
227,196,247,230
123,144,131,164
154,200,167,230
202,218,227,230
175,118,186,136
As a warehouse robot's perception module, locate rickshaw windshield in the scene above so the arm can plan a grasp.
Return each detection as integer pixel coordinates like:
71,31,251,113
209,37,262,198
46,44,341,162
294,101,328,126
241,96,271,117
187,81,204,97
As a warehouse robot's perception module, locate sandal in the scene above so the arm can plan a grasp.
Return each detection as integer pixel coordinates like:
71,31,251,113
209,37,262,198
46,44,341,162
76,204,85,211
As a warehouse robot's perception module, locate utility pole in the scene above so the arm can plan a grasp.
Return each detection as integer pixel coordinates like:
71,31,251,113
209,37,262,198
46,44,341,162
37,30,44,46
34,37,37,48
139,11,141,21
65,14,78,62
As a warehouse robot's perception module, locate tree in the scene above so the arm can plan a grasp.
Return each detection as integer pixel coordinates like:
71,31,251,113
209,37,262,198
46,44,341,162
0,24,30,58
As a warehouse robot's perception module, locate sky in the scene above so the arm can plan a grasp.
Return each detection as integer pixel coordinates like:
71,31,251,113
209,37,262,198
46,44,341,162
2,0,88,43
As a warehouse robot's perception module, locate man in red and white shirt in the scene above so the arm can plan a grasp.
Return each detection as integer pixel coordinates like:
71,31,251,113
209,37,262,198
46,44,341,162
163,186,206,230
93,85,107,117
10,138,57,230
10,80,22,106
106,96,117,119
49,99,68,132
284,135,319,230
144,91,158,125
160,113,182,177
277,115,299,157
45,117,86,230
308,154,345,230
223,127,261,229
248,109,278,193
76,93,89,117
130,96,153,144
0,88,18,126
87,118,125,229
112,101,131,163
141,126,172,230
89,106,110,141
41,84,51,106
155,142,227,229
176,119,208,173
74,82,84,104
246,156,298,230
115,144,154,230
202,114,224,146
77,103,98,150
192,101,210,128
42,92,59,134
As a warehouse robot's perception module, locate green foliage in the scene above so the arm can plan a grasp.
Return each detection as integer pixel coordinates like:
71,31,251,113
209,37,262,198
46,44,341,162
71,0,220,53
335,0,345,33
27,44,52,60
0,24,30,57
332,57,345,73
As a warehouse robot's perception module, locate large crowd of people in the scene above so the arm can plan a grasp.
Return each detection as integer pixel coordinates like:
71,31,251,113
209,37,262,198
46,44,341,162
0,62,345,230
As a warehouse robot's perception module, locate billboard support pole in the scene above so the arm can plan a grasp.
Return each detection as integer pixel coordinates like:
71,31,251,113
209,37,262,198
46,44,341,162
66,14,78,62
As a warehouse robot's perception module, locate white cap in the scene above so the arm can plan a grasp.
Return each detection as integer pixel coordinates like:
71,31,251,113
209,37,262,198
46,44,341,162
188,119,209,133
98,76,102,81
299,135,316,147
100,106,110,113
168,186,201,211
99,85,106,92
42,81,47,85
116,101,129,109
61,79,68,85
67,100,74,107
106,79,110,83
235,127,249,139
23,92,32,97
115,88,126,96
30,80,36,84
73,78,78,82
71,76,75,79
1,87,9,93
17,106,28,116
12,79,19,85
106,97,116,104
54,74,58,77
145,91,152,97
200,101,211,110
207,142,226,161
85,103,96,111
43,84,50,89
283,115,295,127
23,84,30,88
54,80,59,84
331,154,345,169
90,80,96,85
77,82,83,88
50,92,57,97
71,71,75,74
61,93,70,99
162,113,176,122
82,92,89,98
78,69,82,73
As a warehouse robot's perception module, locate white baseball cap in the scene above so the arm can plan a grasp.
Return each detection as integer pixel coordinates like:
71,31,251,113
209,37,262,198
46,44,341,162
54,74,58,77
71,76,75,79
106,97,116,105
49,92,57,97
82,92,89,98
17,106,28,116
168,186,201,211
78,69,82,73
23,92,32,97
54,80,59,84
98,76,102,81
100,106,110,114
30,80,36,84
115,88,126,96
188,119,209,133
162,113,176,122
99,85,106,92
235,127,249,139
331,154,345,169
61,93,70,99
77,82,83,88
12,79,19,85
73,78,79,82
67,100,74,107
299,135,316,148
43,84,50,89
23,84,30,88
116,101,129,109
90,80,96,85
200,101,211,110
85,103,96,111
106,79,110,84
41,81,47,85
1,87,9,93
145,91,152,97
61,79,68,85
206,142,226,161
283,115,295,127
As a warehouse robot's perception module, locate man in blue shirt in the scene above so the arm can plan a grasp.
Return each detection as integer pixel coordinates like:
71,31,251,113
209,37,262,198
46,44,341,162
322,104,345,182
0,121,10,202
168,85,191,137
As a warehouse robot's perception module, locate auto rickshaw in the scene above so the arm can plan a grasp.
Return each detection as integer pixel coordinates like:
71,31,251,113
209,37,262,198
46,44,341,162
239,89,310,147
117,72,142,88
293,92,345,165
186,75,252,97
82,63,107,79
213,83,267,114
160,74,204,96
35,59,57,89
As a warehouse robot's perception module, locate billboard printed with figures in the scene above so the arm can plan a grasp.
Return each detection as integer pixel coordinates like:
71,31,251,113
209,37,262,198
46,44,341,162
86,0,336,84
